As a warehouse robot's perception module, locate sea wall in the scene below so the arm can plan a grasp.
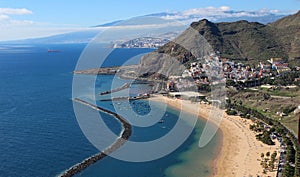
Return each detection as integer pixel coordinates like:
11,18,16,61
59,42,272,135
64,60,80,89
59,98,132,177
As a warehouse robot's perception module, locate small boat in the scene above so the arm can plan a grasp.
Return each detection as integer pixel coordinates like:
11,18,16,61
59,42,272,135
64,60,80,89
158,119,164,123
48,49,61,53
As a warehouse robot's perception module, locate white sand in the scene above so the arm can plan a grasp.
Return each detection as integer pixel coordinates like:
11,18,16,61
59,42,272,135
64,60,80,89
149,94,280,177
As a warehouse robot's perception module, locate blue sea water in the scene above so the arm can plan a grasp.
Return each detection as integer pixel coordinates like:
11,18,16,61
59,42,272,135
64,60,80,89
0,44,220,177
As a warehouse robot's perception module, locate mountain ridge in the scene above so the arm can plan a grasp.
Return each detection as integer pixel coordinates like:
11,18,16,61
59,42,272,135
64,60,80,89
138,11,300,78
167,11,299,61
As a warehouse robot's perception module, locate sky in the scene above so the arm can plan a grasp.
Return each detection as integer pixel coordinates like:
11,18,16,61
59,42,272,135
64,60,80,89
0,0,299,41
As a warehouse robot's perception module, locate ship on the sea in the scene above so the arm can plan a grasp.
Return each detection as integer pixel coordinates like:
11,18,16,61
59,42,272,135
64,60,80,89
47,49,61,53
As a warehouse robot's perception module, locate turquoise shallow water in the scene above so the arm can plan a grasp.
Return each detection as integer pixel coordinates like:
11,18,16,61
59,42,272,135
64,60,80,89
0,44,220,177
74,73,221,177
74,101,220,177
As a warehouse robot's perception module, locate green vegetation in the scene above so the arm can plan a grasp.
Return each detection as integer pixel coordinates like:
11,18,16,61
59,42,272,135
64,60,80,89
228,87,300,134
261,71,300,86
260,151,278,172
285,138,296,164
189,11,300,64
283,106,297,115
260,87,298,97
295,146,300,177
225,109,237,115
256,130,275,145
283,165,295,177
270,11,300,60
249,122,275,145
190,19,288,62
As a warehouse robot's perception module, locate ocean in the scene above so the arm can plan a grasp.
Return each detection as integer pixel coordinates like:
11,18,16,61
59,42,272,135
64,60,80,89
0,44,220,177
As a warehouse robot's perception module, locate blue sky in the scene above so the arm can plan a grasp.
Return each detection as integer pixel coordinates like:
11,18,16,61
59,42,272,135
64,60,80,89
0,0,299,40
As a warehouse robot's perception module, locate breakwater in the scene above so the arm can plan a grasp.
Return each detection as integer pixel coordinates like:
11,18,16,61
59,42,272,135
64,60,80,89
99,94,150,102
99,83,131,95
59,98,132,177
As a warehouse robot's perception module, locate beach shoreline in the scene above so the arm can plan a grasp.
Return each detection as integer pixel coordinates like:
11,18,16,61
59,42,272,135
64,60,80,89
149,94,280,177
210,128,223,177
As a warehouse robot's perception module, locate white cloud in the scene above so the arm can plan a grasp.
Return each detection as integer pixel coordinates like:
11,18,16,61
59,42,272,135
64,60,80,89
0,8,34,27
270,10,280,13
0,14,9,21
10,20,34,25
182,6,231,16
220,6,231,11
158,14,187,20
160,6,286,22
0,8,38,40
0,8,32,15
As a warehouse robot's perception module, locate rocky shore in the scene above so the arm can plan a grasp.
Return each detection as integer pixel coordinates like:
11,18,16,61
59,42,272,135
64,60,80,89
59,98,132,177
73,65,138,75
73,65,166,93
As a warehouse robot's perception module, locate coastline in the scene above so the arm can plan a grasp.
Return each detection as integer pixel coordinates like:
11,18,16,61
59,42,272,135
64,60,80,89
211,127,223,177
149,94,280,177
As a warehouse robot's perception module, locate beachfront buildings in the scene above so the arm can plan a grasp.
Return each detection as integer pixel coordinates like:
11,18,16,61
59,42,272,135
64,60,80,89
113,37,170,49
267,57,291,74
164,55,294,93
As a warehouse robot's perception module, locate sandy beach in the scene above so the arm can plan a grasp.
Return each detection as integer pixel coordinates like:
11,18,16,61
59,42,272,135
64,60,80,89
149,94,280,177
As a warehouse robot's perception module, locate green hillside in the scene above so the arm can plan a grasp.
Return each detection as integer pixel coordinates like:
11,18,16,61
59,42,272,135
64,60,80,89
143,12,300,68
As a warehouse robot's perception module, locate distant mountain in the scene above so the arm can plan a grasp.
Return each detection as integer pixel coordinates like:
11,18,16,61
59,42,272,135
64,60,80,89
93,20,123,27
1,30,100,44
95,10,286,27
1,9,289,44
138,11,300,78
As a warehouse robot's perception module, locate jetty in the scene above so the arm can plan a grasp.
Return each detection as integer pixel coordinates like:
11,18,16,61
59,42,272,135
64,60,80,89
59,98,132,177
99,83,131,95
99,94,150,102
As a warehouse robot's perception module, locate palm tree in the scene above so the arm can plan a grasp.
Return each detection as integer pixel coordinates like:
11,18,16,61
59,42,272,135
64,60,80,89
261,153,265,160
269,160,275,171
